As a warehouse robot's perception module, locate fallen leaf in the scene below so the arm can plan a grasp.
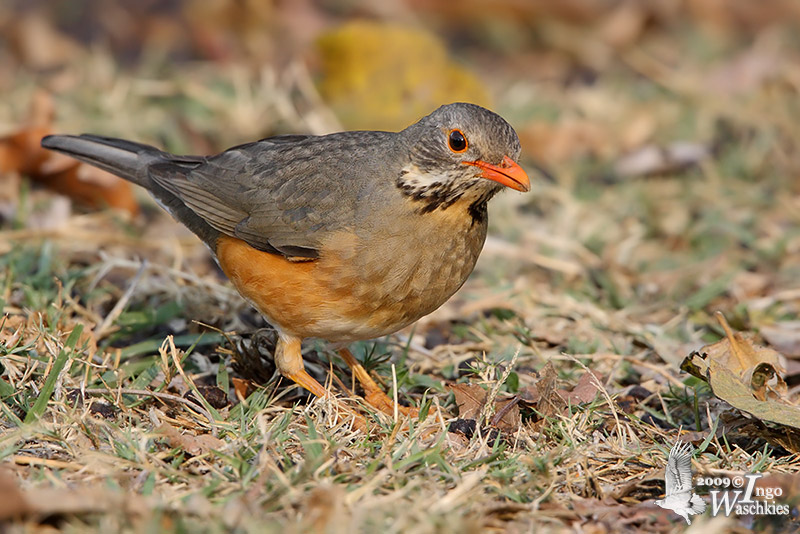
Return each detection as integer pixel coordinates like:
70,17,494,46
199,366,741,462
157,423,224,456
685,312,788,401
561,370,603,404
519,361,568,419
614,142,710,177
232,377,255,401
705,366,800,429
0,91,139,216
490,396,522,433
681,313,800,431
761,322,800,358
449,383,521,433
0,468,28,521
450,383,486,421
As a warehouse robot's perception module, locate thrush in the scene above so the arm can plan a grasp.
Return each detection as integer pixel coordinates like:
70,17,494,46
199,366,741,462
41,102,530,419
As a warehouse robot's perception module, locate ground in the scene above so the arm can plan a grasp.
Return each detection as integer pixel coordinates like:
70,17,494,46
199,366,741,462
1,2,800,533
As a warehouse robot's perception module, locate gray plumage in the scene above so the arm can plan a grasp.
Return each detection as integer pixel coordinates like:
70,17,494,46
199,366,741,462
41,103,520,260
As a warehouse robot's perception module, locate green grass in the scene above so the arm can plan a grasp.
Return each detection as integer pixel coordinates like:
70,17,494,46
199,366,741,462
3,9,800,534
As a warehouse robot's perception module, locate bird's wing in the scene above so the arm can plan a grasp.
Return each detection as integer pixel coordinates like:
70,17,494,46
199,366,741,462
148,132,398,258
664,442,694,497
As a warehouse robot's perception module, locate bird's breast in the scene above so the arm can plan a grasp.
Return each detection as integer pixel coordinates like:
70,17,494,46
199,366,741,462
215,200,487,342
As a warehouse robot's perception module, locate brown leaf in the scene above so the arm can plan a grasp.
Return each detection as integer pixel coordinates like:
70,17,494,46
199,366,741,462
449,383,486,420
232,377,255,401
561,370,603,404
0,468,28,521
687,312,788,400
157,423,224,456
523,361,568,419
490,396,521,433
761,322,800,358
0,91,139,216
681,313,800,432
450,384,521,433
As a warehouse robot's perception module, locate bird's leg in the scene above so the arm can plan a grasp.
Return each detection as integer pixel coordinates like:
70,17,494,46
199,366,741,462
338,348,419,418
275,335,369,431
274,335,329,398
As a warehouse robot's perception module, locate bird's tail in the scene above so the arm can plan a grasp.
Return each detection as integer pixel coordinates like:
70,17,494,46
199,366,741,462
689,494,706,514
41,134,220,247
41,134,165,188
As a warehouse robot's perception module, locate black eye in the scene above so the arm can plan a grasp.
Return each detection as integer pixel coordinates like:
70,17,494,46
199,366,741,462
448,129,468,153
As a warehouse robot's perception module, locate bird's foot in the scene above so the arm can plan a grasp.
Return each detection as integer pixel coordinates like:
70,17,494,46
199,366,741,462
338,348,420,420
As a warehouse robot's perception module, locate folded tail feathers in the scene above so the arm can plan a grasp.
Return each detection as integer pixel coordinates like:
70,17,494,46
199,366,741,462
40,134,163,187
41,134,221,248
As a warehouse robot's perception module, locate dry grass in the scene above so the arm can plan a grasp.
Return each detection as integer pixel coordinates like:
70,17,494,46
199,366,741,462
3,4,800,533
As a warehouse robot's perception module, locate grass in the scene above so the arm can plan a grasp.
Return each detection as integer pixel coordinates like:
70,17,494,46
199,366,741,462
3,13,800,534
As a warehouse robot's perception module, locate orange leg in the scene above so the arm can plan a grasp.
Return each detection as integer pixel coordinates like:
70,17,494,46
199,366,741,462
274,335,329,397
338,348,419,418
275,335,370,430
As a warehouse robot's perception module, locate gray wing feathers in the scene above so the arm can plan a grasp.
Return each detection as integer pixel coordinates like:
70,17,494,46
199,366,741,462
149,164,246,237
43,131,399,258
665,442,693,496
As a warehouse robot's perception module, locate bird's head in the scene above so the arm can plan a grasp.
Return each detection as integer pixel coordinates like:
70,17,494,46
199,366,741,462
397,103,529,217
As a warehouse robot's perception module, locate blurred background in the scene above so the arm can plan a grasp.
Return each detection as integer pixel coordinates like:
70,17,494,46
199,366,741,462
2,0,800,345
3,3,800,531
2,0,800,321
3,0,800,146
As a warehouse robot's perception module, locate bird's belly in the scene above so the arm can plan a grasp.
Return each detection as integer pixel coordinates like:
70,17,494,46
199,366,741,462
215,221,484,341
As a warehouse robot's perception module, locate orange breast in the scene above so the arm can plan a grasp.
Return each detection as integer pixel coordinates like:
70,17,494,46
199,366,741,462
215,235,399,341
214,199,487,342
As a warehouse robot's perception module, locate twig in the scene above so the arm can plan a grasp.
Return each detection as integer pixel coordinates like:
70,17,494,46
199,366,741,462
75,387,214,424
93,260,147,340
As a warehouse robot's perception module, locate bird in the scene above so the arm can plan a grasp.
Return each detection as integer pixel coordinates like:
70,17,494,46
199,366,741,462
41,102,530,420
655,441,706,524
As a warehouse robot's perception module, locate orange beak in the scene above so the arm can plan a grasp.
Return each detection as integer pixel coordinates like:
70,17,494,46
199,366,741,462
463,155,530,192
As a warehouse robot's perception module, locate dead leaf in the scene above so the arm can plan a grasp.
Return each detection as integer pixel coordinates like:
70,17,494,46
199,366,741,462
0,91,139,216
519,361,568,419
157,423,224,456
0,468,28,521
705,365,800,429
681,313,800,431
688,312,788,401
561,370,603,404
232,377,255,402
450,383,486,421
490,396,522,433
614,142,710,177
761,322,800,358
449,384,521,433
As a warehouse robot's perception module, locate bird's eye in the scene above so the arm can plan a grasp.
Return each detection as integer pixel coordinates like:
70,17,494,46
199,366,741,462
448,129,468,153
